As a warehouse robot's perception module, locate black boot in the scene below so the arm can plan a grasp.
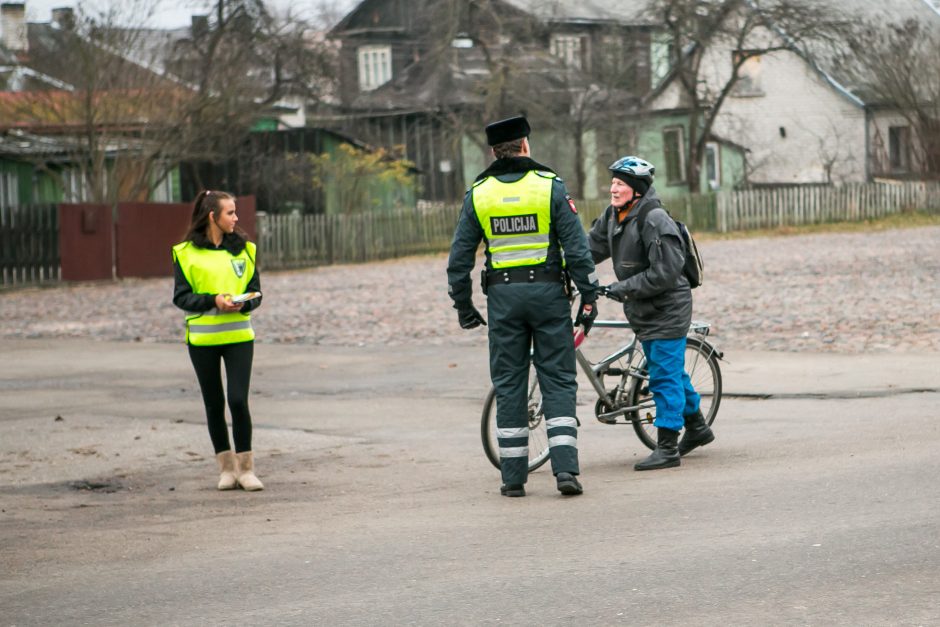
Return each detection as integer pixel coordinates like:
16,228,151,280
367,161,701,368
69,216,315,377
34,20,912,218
555,472,583,496
678,410,715,456
634,428,680,471
500,483,525,497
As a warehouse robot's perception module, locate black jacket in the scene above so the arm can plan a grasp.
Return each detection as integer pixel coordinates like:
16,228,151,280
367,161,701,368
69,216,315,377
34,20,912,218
588,187,691,340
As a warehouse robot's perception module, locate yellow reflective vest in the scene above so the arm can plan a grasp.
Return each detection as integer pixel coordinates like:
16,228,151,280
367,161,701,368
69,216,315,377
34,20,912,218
472,170,554,269
172,240,256,346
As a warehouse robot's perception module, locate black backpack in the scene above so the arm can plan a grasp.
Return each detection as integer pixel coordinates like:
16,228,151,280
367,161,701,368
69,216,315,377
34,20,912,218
634,199,704,288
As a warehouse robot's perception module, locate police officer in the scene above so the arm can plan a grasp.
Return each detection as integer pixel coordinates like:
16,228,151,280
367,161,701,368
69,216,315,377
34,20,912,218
172,190,264,491
588,156,715,471
447,116,600,497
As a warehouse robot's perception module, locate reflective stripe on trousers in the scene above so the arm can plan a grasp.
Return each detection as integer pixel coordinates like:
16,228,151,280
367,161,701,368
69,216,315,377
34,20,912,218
497,426,529,459
546,416,578,449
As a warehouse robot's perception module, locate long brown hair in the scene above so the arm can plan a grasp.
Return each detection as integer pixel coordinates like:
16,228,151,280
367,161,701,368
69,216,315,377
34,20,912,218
185,190,246,251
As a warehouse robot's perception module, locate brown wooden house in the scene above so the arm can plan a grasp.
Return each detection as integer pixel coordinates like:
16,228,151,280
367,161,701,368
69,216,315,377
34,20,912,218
325,0,659,201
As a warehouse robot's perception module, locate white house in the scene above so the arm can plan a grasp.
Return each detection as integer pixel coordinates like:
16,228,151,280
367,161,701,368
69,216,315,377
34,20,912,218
644,0,940,188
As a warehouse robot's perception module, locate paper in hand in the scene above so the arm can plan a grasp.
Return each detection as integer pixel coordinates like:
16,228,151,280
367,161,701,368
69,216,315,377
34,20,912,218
231,292,261,303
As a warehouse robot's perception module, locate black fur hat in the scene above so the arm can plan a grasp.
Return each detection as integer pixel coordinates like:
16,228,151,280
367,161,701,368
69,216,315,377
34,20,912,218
485,116,530,146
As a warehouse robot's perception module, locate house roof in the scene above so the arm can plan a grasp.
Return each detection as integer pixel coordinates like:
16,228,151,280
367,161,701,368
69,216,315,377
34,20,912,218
0,88,194,132
501,0,657,25
799,0,940,106
0,129,81,157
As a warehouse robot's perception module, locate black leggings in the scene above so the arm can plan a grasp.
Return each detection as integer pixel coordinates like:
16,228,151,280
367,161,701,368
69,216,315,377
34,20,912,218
187,341,254,454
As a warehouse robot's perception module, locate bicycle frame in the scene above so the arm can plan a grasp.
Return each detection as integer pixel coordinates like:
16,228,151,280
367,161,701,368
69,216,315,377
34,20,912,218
574,320,718,424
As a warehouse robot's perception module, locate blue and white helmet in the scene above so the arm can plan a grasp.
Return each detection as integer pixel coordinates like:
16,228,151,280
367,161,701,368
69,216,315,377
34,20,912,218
609,156,655,185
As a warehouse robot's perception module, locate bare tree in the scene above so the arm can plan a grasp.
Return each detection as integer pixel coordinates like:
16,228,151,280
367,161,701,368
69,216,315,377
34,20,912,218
0,0,336,203
412,0,641,197
645,0,844,192
837,19,940,178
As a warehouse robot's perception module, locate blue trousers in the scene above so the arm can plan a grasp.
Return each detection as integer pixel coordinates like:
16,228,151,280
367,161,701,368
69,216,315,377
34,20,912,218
641,337,700,432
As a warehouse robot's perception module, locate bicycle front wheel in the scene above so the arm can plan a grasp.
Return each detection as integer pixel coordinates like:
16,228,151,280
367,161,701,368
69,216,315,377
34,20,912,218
628,336,723,450
480,364,551,473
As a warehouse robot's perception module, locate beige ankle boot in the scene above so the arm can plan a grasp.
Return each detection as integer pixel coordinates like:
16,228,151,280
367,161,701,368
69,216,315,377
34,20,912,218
235,451,264,491
216,450,238,490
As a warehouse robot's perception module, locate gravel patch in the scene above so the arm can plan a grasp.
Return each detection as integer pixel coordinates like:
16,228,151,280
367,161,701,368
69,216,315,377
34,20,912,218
2,225,938,354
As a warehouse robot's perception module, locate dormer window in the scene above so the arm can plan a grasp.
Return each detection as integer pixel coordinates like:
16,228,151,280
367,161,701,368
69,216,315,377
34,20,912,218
550,34,587,70
732,51,764,97
358,45,392,91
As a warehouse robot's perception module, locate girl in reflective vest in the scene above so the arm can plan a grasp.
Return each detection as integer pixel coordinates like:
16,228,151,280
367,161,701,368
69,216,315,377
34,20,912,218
172,190,264,491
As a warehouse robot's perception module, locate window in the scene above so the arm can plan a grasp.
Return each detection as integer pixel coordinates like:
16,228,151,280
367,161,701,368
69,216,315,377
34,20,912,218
889,125,910,171
550,34,586,70
732,51,763,97
650,32,673,88
663,126,686,184
357,45,392,91
704,142,720,190
0,170,18,209
600,35,637,88
600,35,624,70
61,168,86,202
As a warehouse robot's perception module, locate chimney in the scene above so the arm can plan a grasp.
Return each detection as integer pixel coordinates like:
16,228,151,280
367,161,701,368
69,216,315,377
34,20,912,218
191,14,208,38
1,3,27,52
51,7,74,30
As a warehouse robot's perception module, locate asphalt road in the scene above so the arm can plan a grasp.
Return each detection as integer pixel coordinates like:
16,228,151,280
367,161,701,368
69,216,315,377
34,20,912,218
2,338,939,626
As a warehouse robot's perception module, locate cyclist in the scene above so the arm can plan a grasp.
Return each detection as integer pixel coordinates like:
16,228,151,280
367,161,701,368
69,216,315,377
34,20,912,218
447,115,599,497
588,156,714,470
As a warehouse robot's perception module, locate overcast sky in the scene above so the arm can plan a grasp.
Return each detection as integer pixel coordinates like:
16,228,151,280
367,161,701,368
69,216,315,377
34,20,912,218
25,0,359,28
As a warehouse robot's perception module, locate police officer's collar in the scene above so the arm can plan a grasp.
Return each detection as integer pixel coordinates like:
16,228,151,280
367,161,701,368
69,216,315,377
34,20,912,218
474,156,556,182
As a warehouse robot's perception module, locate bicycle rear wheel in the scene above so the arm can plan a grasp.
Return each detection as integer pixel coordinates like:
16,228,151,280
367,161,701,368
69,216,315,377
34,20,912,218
628,336,723,450
480,363,551,473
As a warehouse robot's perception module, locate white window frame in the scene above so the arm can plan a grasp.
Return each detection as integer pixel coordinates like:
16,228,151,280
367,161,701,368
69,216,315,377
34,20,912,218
0,170,18,209
704,142,721,190
550,34,586,70
357,45,392,91
663,126,686,184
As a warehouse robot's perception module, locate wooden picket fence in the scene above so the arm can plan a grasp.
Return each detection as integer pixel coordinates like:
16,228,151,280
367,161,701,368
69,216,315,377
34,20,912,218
258,204,463,269
0,204,59,287
256,180,940,269
715,181,940,232
2,181,939,283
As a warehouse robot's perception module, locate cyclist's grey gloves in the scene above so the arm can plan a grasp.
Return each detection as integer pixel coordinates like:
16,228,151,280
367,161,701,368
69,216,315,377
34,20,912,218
457,304,487,329
603,282,628,302
575,298,598,336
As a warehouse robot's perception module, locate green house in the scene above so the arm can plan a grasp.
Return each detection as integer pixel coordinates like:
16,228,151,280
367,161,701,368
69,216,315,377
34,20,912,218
635,113,748,198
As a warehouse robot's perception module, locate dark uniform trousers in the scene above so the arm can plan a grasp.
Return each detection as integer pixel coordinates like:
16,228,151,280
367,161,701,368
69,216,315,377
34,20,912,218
488,279,579,486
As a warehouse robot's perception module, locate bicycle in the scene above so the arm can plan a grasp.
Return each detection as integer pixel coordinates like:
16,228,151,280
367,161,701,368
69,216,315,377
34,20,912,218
480,296,724,472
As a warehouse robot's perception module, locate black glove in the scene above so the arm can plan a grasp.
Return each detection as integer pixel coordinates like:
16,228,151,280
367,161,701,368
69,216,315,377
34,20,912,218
603,282,628,302
574,298,598,336
457,304,487,329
